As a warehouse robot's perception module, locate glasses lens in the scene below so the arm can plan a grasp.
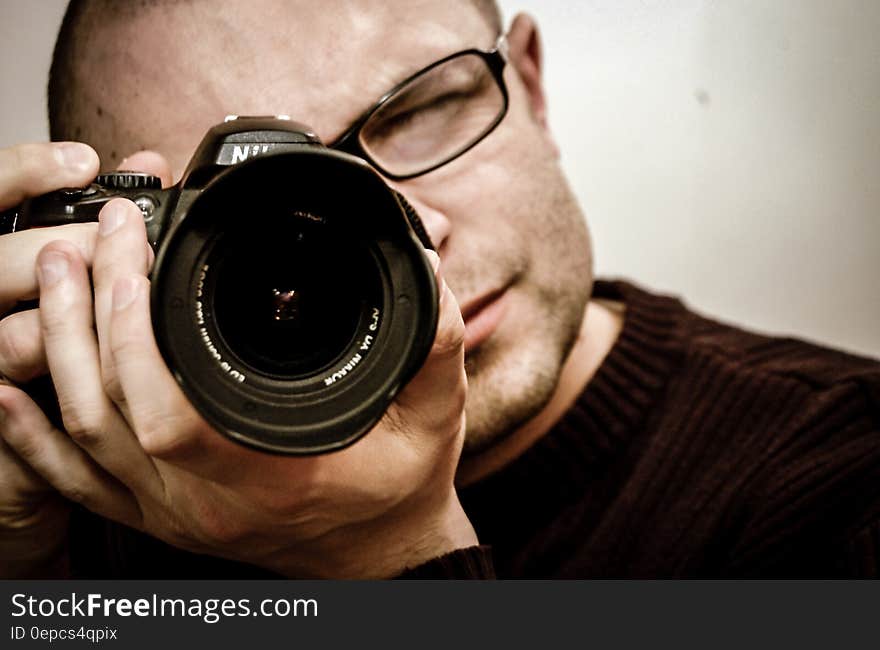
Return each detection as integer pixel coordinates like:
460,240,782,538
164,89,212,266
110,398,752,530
359,53,505,177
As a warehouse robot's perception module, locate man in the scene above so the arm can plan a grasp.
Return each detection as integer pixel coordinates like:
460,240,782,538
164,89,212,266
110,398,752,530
0,0,878,578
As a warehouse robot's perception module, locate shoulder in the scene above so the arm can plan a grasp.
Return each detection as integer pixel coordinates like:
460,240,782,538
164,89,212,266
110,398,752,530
598,278,880,575
685,304,880,393
596,277,880,397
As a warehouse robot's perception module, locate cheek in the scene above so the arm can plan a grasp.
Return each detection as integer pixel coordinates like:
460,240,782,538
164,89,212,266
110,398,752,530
422,132,548,227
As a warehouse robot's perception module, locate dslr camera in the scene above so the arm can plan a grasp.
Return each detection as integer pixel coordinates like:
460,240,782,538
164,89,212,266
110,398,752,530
0,117,438,454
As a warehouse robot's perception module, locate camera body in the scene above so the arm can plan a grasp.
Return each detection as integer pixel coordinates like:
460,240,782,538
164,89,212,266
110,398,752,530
3,117,439,454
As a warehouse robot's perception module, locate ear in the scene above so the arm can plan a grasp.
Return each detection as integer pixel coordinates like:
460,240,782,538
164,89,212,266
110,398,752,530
506,13,559,156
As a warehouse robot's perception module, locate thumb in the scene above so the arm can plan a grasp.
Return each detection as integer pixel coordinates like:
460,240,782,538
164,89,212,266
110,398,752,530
393,249,467,431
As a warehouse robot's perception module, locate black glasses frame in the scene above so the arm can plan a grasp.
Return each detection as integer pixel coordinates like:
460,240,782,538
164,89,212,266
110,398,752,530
330,35,510,180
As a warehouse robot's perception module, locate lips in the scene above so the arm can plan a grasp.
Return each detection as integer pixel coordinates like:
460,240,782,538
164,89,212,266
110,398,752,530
460,286,505,322
460,285,510,352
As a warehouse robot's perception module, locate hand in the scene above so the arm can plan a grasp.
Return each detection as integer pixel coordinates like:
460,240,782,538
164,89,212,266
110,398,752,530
0,141,101,576
0,143,171,577
1,160,477,578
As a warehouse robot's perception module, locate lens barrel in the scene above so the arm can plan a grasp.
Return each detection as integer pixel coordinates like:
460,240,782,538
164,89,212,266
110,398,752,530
150,149,437,454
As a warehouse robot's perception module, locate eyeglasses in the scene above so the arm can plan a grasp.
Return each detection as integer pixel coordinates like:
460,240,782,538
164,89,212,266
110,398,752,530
330,35,510,180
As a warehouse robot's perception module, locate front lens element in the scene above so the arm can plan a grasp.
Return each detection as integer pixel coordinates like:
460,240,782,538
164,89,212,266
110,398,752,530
211,216,368,379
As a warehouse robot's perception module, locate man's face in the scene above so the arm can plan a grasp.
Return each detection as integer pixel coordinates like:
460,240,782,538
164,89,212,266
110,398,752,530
71,0,593,454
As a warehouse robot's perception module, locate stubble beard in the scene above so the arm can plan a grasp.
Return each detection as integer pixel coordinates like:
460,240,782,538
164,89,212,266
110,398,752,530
459,175,593,456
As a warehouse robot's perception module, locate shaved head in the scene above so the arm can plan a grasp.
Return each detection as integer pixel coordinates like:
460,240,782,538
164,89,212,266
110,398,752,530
48,0,502,159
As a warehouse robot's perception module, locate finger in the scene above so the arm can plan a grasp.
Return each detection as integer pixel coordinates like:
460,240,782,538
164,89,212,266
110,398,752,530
0,384,142,528
0,309,47,383
0,433,53,503
0,142,99,211
115,151,170,266
92,200,152,406
393,249,467,432
36,241,159,491
118,151,174,188
0,223,98,312
109,274,208,460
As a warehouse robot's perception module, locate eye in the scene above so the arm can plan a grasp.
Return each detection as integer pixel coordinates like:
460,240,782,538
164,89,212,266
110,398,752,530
365,90,473,143
353,52,506,177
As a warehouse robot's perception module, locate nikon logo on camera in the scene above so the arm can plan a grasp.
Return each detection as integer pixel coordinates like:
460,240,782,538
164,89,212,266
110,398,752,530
219,143,275,165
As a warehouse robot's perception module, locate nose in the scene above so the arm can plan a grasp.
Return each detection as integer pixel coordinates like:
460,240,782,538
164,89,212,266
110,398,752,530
387,183,452,254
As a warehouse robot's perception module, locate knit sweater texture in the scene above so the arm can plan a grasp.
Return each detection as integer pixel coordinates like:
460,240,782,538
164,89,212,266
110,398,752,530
70,280,880,578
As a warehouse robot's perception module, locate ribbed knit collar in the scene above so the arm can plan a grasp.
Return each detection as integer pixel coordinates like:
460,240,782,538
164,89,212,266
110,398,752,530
459,279,688,547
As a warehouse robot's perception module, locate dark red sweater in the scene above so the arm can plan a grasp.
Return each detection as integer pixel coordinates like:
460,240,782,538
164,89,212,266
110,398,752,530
402,280,880,578
71,280,880,578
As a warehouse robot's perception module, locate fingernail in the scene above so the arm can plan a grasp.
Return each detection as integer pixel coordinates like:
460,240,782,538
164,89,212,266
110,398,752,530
113,276,140,311
38,250,69,288
99,201,128,236
54,142,96,173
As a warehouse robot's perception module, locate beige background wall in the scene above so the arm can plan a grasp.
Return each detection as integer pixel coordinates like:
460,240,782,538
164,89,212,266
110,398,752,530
1,0,878,357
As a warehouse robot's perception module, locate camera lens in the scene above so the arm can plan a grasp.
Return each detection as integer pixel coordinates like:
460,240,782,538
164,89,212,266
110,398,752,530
210,217,369,379
150,146,438,454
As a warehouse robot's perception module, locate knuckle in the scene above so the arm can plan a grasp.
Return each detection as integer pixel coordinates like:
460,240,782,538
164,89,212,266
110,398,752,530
8,429,43,466
0,392,42,458
0,384,30,422
0,315,41,381
60,404,106,448
57,481,91,508
101,372,125,403
137,411,198,459
433,309,466,360
433,328,465,361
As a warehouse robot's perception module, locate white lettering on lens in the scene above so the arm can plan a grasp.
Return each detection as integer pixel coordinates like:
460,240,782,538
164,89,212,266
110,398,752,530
195,264,246,383
324,353,362,386
196,264,208,325
322,306,381,386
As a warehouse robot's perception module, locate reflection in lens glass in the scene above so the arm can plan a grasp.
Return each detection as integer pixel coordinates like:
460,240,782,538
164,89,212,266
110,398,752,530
272,288,300,322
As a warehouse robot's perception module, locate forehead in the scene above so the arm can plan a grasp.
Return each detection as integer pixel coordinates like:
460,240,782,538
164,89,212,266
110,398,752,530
84,0,494,167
